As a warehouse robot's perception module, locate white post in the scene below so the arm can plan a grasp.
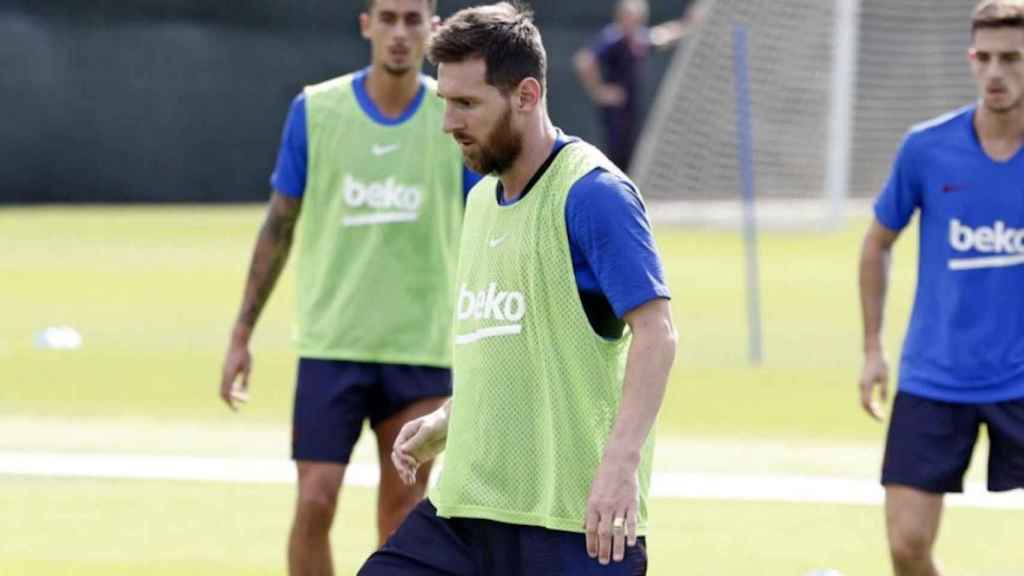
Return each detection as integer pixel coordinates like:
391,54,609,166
824,0,861,227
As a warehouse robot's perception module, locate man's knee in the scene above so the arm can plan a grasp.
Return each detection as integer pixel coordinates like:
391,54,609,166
889,524,934,567
294,464,345,528
885,485,942,571
297,487,338,520
378,484,425,535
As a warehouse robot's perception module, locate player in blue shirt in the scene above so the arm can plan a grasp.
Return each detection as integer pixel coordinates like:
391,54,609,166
858,2,1024,574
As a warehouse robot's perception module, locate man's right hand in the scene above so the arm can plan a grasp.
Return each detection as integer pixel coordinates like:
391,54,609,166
220,335,252,412
859,349,889,421
391,405,450,486
594,84,627,107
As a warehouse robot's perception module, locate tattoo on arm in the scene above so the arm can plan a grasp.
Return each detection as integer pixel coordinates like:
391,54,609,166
237,194,301,329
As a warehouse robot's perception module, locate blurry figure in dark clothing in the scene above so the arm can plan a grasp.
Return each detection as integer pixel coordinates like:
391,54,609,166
574,0,702,172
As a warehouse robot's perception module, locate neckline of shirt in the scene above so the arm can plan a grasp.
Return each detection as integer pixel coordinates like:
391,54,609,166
967,104,1024,166
496,132,575,207
353,67,427,127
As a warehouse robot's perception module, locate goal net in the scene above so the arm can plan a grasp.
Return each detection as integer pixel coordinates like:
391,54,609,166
633,0,978,228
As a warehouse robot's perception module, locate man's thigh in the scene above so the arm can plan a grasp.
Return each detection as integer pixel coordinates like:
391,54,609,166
882,391,981,493
524,529,648,576
359,499,475,576
292,358,377,464
981,397,1024,491
360,500,648,576
369,363,451,428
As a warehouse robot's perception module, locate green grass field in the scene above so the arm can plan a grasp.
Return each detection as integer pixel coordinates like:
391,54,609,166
2,206,1022,575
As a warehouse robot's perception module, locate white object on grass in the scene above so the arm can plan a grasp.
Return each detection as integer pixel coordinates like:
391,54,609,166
33,326,83,350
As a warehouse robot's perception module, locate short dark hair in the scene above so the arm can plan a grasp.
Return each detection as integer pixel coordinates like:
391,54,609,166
428,2,547,94
972,0,1024,34
365,0,437,15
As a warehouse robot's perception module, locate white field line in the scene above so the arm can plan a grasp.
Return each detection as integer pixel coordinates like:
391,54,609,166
2,451,1023,510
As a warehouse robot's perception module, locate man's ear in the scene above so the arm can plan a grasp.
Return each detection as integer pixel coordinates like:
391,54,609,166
516,78,543,111
360,12,372,40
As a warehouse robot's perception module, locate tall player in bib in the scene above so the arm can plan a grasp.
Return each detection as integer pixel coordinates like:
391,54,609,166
218,1,479,574
360,4,677,575
859,2,1024,574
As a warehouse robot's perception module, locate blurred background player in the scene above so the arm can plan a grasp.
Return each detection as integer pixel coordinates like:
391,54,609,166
218,0,478,574
360,3,677,574
858,1,1024,574
573,0,702,172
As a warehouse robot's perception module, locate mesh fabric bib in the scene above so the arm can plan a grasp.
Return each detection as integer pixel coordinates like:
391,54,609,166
297,74,464,367
433,141,655,533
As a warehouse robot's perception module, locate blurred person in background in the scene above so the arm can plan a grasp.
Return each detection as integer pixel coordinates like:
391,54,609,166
218,0,478,574
573,0,702,172
858,1,1024,574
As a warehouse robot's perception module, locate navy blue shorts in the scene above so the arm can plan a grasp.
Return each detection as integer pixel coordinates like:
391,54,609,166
882,391,1024,493
291,358,451,464
359,499,648,576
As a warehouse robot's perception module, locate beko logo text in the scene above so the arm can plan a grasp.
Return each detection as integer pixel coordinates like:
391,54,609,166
457,283,526,322
949,219,1024,254
343,175,422,211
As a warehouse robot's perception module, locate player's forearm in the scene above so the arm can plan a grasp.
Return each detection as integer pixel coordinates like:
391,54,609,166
233,194,301,344
417,399,453,459
650,20,686,49
859,238,891,354
604,300,677,465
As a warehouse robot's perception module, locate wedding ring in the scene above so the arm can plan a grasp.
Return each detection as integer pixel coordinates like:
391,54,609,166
611,516,625,533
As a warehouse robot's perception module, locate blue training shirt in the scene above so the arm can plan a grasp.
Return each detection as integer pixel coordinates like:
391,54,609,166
875,104,1024,403
497,135,671,321
270,68,481,200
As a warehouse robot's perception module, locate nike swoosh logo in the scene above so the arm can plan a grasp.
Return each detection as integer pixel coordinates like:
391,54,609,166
488,235,508,248
371,144,400,156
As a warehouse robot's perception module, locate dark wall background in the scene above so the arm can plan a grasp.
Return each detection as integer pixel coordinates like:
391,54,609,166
0,0,689,203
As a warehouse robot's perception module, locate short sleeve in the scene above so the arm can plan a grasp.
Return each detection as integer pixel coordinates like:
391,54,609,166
588,25,618,59
874,133,922,231
270,93,308,198
566,169,671,318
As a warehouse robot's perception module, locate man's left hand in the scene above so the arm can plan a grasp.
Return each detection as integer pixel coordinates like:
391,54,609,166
584,451,639,565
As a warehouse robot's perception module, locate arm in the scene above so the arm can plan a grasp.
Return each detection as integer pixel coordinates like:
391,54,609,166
573,48,626,107
649,5,703,49
858,129,920,420
568,171,673,564
858,218,899,421
606,299,677,459
219,191,302,410
391,399,452,485
586,298,676,565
